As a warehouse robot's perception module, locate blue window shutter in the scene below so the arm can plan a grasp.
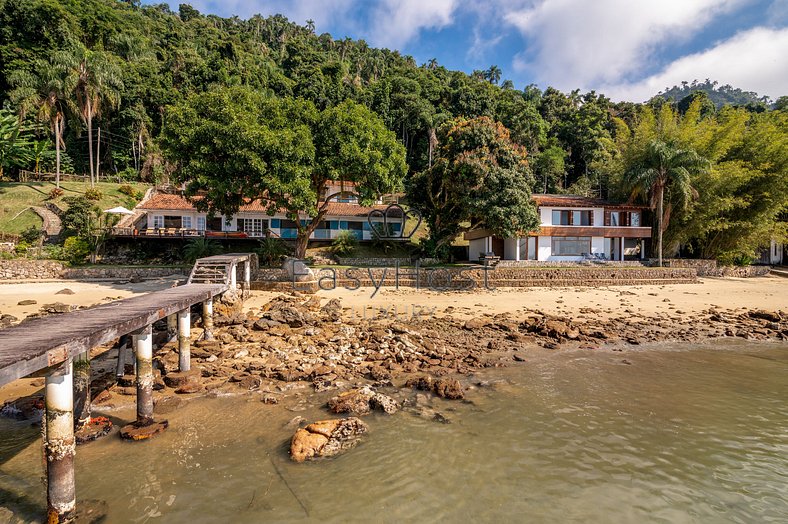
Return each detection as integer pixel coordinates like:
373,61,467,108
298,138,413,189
271,219,280,228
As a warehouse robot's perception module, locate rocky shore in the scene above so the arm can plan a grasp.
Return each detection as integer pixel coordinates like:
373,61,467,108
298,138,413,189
2,290,786,460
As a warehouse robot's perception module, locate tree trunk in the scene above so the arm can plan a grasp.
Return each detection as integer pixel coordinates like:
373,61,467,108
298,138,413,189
294,231,309,259
657,185,664,267
55,116,61,189
95,127,101,182
86,100,95,187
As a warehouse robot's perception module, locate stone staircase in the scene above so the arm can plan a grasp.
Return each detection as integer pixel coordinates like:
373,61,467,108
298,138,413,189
187,259,232,287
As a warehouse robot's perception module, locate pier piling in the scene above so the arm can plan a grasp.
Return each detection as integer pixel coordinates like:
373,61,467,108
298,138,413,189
178,309,191,372
120,325,168,440
73,352,90,430
167,313,177,342
202,298,214,340
45,360,76,523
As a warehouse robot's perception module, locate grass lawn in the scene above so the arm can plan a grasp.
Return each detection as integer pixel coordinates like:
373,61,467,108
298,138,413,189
0,181,150,234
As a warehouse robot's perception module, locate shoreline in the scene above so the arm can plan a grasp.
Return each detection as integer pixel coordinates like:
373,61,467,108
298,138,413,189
1,277,786,423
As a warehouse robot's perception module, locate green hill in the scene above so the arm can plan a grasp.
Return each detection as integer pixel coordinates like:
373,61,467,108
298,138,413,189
0,182,149,235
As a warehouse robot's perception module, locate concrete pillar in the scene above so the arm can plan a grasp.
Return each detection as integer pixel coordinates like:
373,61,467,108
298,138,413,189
178,309,191,372
515,238,521,262
73,351,90,430
620,237,625,261
45,360,75,522
202,298,214,341
230,263,237,289
134,325,154,425
243,260,251,289
167,314,177,342
116,335,129,378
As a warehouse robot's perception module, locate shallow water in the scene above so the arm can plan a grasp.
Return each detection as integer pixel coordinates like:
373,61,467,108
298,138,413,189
1,342,787,523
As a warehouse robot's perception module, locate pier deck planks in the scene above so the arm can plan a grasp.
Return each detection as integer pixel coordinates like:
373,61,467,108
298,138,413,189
0,283,226,387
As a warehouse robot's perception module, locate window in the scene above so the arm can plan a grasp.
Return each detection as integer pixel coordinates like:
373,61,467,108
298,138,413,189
152,215,164,229
610,212,620,226
551,236,591,256
196,217,206,231
630,212,640,226
237,218,268,236
182,216,192,229
163,216,181,228
553,210,591,225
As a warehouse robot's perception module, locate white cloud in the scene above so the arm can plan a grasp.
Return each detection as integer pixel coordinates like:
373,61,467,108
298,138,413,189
600,26,788,102
367,0,458,49
506,0,750,90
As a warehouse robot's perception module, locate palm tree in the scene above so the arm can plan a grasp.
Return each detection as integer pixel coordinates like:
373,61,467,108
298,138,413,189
625,139,708,266
60,47,123,187
486,65,502,85
9,58,69,188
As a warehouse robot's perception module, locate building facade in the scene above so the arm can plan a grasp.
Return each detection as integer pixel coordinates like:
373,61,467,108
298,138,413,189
128,191,401,241
464,194,652,262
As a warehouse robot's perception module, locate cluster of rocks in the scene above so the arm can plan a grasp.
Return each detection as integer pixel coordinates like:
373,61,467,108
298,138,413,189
141,294,787,402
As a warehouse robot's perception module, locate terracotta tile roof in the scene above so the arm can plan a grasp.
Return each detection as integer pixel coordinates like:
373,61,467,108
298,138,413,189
321,202,401,218
532,194,646,209
139,192,399,218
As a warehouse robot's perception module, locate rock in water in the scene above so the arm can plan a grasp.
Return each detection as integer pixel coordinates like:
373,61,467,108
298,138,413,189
55,288,75,295
433,378,464,400
289,417,368,462
17,299,37,306
327,389,373,415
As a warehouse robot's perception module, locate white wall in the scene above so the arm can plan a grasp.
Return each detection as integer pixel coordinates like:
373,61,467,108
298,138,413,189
537,236,551,260
771,240,784,265
503,237,520,260
469,238,488,260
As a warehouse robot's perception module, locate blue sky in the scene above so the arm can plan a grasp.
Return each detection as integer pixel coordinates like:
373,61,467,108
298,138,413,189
145,0,788,101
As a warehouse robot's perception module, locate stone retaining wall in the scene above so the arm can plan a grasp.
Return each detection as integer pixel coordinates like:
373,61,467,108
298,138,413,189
0,259,187,280
252,266,698,290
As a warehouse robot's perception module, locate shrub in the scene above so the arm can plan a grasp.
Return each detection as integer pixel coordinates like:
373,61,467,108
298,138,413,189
331,230,358,257
183,238,223,263
84,188,102,201
62,236,90,264
20,226,42,244
47,187,64,200
14,241,30,256
118,184,136,197
256,237,289,266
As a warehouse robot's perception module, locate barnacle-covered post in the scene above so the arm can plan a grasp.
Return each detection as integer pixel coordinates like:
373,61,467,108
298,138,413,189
178,309,191,371
243,260,251,290
167,313,177,342
230,261,237,289
120,324,168,440
72,351,90,430
45,359,76,522
202,298,214,341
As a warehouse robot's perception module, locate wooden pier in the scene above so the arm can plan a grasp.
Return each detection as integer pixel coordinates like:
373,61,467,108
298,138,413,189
0,253,253,522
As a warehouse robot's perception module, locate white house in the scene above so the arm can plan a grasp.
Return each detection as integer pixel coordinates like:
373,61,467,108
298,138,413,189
464,194,652,262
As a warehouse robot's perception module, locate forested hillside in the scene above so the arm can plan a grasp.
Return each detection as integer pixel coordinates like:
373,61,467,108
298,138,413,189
0,0,786,262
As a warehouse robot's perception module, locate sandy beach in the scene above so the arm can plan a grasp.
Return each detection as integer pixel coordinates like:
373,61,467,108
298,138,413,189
247,275,788,320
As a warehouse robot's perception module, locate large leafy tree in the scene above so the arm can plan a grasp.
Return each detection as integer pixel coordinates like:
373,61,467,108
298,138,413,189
409,116,540,259
161,86,406,258
624,139,709,266
9,56,69,187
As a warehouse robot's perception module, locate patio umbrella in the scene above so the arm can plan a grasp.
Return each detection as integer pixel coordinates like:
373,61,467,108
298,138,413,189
104,206,135,215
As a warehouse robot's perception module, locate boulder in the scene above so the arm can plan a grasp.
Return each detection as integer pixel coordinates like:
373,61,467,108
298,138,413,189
433,378,464,400
55,288,75,295
328,389,372,415
163,368,201,389
17,299,37,306
283,258,315,283
290,417,368,462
